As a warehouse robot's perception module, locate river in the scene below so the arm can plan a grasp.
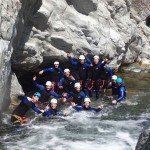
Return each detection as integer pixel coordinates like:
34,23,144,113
0,71,150,150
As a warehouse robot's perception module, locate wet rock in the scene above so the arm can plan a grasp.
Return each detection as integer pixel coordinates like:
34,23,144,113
136,128,150,150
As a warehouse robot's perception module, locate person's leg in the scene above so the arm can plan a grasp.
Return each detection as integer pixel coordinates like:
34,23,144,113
96,90,100,100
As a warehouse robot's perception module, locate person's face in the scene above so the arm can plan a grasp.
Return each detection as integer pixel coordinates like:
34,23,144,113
32,96,39,103
93,58,99,64
75,87,80,92
80,59,85,64
54,64,59,68
65,72,70,77
46,85,51,91
84,102,90,108
51,103,57,109
112,79,116,83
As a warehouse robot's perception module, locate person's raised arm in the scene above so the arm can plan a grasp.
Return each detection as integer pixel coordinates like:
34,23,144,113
33,76,44,90
67,53,78,66
50,91,63,98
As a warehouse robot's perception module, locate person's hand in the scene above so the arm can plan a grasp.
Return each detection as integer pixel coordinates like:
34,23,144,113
67,53,71,57
104,58,108,62
84,51,88,56
71,102,76,107
40,109,45,113
112,100,117,105
98,105,103,109
44,105,49,111
33,76,36,81
59,86,63,89
39,70,44,75
62,98,67,103
90,64,93,67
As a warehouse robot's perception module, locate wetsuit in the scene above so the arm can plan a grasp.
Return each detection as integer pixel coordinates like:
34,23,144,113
73,105,101,112
86,58,107,99
99,66,112,89
59,75,77,93
67,90,86,106
107,81,118,97
116,85,126,102
11,96,42,124
43,67,64,92
43,108,64,117
68,56,91,95
33,81,62,103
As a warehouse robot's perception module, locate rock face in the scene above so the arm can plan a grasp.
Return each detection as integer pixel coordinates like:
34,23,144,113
0,0,150,110
136,128,150,150
11,0,150,71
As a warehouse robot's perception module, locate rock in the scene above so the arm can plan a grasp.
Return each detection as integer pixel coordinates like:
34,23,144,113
136,128,150,150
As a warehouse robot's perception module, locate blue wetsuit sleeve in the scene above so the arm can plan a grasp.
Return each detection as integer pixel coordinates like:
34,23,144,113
32,104,42,114
66,91,73,99
85,56,92,64
84,63,91,69
68,57,78,66
57,110,65,116
43,109,51,116
107,67,112,81
116,87,125,102
59,78,64,86
43,67,54,73
97,60,107,68
18,96,25,101
90,107,101,112
18,96,29,104
81,92,86,101
50,91,62,98
33,81,45,90
73,106,83,111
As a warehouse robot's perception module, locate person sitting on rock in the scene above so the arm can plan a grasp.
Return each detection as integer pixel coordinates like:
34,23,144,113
59,68,77,93
33,76,63,107
71,97,103,112
106,75,118,98
85,55,108,100
11,92,44,125
64,82,86,106
112,78,126,105
43,98,65,117
67,52,92,95
38,61,64,92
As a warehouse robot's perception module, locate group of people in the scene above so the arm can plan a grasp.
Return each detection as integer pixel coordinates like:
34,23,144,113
11,52,126,125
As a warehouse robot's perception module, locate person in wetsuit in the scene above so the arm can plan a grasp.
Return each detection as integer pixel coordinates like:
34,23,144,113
71,97,103,112
33,76,63,107
112,78,126,105
86,55,108,100
59,68,77,93
106,75,118,98
43,98,65,117
11,92,43,125
39,61,64,92
65,82,86,106
67,52,92,95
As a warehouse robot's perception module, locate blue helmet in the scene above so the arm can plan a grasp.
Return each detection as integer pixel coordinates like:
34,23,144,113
33,92,41,98
116,78,123,83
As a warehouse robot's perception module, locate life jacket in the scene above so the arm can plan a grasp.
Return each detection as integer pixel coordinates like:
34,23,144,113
77,63,88,80
112,82,118,95
63,76,75,92
72,91,83,106
50,68,63,82
39,89,52,102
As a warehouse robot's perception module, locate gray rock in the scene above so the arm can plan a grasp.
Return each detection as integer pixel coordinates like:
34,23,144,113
136,128,150,150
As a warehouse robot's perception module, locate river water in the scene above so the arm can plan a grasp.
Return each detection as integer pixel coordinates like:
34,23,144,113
0,72,150,150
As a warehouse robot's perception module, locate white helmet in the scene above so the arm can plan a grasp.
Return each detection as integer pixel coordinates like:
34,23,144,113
94,55,99,59
84,97,91,102
54,61,59,65
74,82,81,88
45,81,52,86
79,55,85,60
64,68,70,73
112,75,117,80
50,98,57,104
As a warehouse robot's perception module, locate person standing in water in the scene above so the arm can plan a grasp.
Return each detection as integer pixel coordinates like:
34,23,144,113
11,92,43,125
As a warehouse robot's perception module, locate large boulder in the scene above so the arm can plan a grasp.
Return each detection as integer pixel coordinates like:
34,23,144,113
136,128,150,150
10,0,150,71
